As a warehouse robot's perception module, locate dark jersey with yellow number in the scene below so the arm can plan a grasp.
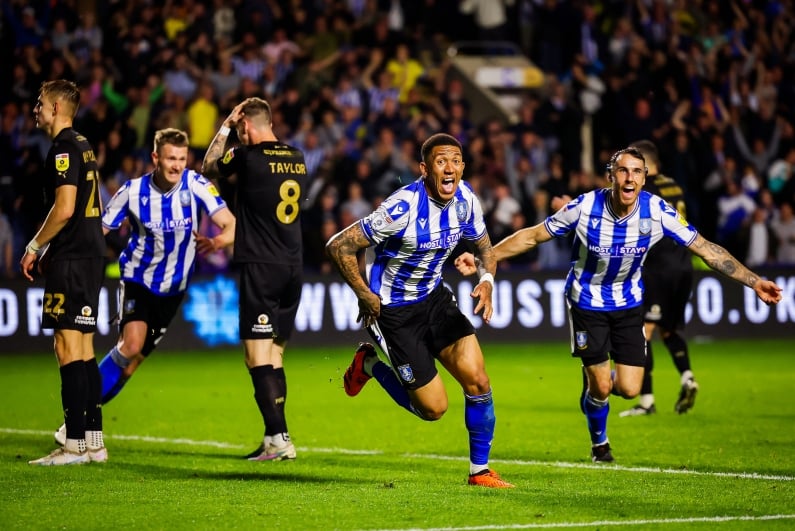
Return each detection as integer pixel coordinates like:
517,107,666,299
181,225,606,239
217,141,307,264
43,127,105,260
643,173,692,272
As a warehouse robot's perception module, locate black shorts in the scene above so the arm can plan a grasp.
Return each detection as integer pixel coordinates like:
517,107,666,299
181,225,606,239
643,267,693,330
239,262,302,341
117,280,185,356
42,257,104,332
567,303,647,367
369,284,475,391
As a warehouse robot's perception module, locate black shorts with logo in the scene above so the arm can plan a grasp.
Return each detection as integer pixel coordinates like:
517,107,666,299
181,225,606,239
567,303,646,367
42,257,104,332
370,284,475,391
643,267,693,330
117,280,185,356
239,262,302,341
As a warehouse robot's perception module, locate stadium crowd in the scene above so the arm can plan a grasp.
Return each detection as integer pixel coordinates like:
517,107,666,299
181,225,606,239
2,0,795,279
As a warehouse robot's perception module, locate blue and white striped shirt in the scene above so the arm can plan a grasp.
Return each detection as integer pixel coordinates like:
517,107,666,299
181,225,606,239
102,170,227,295
545,188,698,311
360,178,487,306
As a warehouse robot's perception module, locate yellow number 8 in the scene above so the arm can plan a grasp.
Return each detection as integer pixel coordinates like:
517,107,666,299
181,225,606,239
276,179,301,224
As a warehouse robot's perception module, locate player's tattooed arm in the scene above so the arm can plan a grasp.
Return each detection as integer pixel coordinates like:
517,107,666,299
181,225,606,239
689,234,758,287
325,223,372,298
326,223,381,323
472,233,497,278
202,101,245,179
202,132,236,180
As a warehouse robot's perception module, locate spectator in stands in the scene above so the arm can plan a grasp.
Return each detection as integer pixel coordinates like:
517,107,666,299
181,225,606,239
385,42,425,104
717,178,757,258
0,203,13,279
771,202,795,264
746,207,775,267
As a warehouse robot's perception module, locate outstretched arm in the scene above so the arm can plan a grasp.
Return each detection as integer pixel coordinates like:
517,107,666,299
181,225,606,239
688,234,782,304
454,222,553,276
492,222,554,262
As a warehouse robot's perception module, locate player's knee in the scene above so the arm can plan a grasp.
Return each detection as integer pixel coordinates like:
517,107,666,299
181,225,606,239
414,399,448,421
467,374,491,396
614,381,642,399
590,379,613,400
419,407,446,421
118,340,145,358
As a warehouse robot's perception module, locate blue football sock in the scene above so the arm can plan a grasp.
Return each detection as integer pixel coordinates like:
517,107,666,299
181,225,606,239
464,390,495,467
371,361,421,417
583,392,610,445
99,347,130,404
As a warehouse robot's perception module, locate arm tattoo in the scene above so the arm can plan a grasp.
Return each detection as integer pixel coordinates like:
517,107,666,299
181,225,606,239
326,225,371,297
473,233,496,277
201,136,231,179
695,236,758,288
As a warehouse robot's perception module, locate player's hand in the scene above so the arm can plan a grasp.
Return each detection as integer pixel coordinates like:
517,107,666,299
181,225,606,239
194,231,217,255
356,291,381,328
454,252,477,276
20,251,36,281
471,280,494,324
226,101,247,127
755,279,783,305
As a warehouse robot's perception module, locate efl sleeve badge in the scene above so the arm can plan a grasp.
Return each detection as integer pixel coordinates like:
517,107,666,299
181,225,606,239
55,153,70,172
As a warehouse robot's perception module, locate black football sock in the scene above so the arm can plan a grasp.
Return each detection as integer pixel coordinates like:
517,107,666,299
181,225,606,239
84,358,103,432
664,333,691,375
249,365,288,436
60,360,88,441
641,341,654,395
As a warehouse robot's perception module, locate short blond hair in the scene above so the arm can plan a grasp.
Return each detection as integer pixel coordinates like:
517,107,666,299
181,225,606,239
153,128,190,153
240,97,272,126
39,79,80,117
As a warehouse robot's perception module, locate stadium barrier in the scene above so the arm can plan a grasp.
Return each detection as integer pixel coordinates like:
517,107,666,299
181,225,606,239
1,269,793,353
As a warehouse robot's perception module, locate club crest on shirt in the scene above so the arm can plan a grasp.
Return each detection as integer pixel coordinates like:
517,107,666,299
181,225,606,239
180,190,191,206
370,210,392,231
576,331,588,350
455,200,468,222
397,364,415,383
639,219,651,234
124,298,136,315
55,153,70,173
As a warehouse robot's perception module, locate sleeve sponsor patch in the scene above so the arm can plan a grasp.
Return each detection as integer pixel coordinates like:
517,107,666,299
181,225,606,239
207,183,220,196
221,148,234,165
55,153,70,173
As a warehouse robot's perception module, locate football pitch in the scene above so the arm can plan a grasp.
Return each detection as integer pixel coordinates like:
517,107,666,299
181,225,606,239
1,338,793,530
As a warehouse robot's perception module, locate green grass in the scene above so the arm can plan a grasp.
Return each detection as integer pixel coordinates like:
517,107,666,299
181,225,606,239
1,339,793,530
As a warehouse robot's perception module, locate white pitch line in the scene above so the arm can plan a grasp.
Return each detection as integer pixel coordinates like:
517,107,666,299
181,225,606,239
406,453,795,482
3,428,794,481
367,514,795,531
